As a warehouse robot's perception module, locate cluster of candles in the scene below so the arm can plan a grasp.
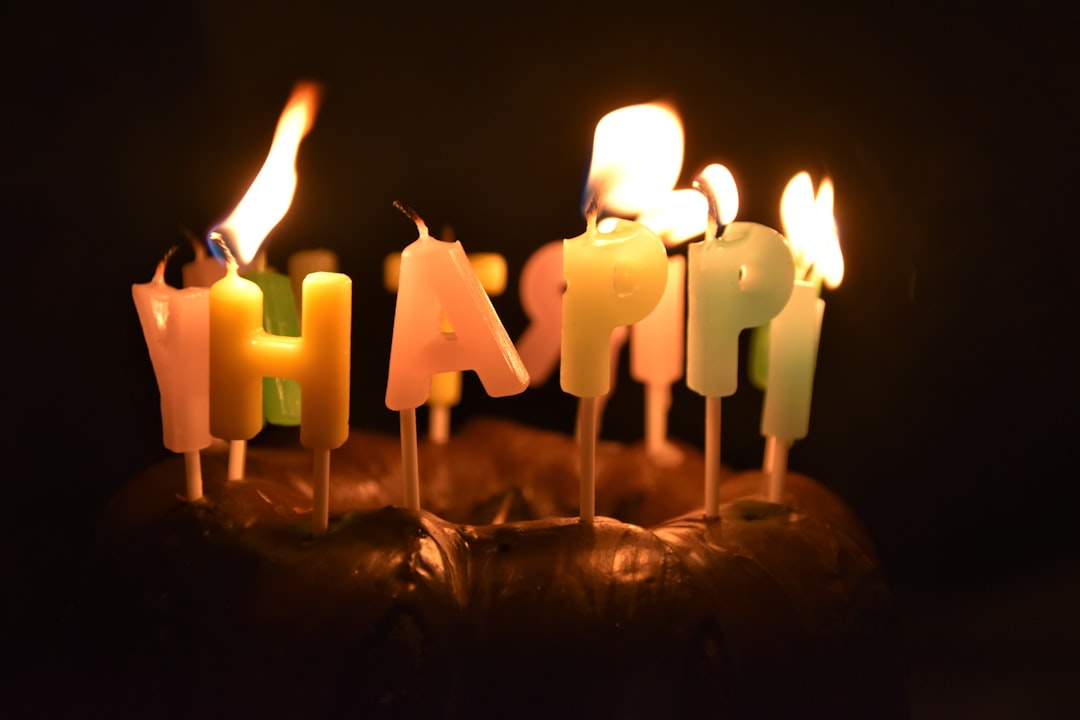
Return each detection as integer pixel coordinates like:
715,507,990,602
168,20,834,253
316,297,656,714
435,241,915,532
133,82,843,537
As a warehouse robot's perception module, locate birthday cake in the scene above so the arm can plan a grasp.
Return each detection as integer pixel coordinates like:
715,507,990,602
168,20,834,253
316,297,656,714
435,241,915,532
65,419,907,719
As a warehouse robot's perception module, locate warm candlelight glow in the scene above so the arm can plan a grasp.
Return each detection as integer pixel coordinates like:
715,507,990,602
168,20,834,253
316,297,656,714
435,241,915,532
780,172,844,288
636,189,708,245
694,163,740,230
218,82,323,265
585,103,683,216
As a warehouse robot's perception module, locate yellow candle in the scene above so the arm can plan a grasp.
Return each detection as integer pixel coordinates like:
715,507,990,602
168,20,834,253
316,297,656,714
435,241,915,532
287,248,339,318
561,218,667,398
210,261,351,450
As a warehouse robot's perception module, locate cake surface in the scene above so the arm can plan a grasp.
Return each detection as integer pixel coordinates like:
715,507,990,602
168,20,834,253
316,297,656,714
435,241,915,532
66,419,906,719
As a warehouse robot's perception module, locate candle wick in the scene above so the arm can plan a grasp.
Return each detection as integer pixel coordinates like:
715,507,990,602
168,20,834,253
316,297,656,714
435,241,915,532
584,193,600,235
803,262,816,282
692,174,721,242
153,245,179,283
209,231,238,270
393,200,430,239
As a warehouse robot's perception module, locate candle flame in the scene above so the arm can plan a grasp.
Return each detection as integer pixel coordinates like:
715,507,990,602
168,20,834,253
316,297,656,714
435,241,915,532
693,163,740,232
584,103,683,217
216,81,323,266
637,189,708,246
780,172,844,288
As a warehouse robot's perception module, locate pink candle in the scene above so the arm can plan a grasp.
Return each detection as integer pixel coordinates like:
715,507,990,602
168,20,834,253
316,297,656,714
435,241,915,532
385,211,529,410
132,253,212,501
385,207,528,510
516,240,563,386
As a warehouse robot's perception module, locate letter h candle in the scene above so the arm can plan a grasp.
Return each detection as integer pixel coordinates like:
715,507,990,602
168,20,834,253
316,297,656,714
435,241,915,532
210,258,351,536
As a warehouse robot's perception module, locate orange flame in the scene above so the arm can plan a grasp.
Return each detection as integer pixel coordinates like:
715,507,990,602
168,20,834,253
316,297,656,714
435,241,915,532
637,189,708,246
585,103,683,216
780,172,844,288
219,81,323,265
695,163,739,227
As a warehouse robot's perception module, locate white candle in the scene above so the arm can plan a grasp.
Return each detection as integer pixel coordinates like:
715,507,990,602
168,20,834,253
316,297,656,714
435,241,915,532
132,255,212,501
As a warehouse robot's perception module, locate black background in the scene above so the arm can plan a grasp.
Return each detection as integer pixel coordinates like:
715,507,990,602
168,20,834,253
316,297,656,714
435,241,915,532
4,1,1077,715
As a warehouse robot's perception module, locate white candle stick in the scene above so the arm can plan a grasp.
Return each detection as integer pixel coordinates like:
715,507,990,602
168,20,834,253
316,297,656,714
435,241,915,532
578,396,598,523
766,439,790,503
228,439,246,481
313,448,330,536
182,451,203,503
704,395,722,518
400,408,420,510
428,405,451,445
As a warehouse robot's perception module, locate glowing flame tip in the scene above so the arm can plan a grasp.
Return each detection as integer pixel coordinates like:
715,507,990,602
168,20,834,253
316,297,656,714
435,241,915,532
217,81,323,265
780,171,843,289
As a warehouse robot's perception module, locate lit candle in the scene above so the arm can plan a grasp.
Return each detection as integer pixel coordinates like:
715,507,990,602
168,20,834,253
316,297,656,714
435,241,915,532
384,235,509,443
562,215,667,520
563,103,679,522
688,165,795,518
761,172,844,502
385,206,528,509
132,250,212,501
210,253,351,535
209,80,322,477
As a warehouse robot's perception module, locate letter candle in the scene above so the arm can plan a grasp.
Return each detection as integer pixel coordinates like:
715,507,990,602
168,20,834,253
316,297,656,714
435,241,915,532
385,205,528,509
385,228,509,444
132,249,212,501
562,201,667,521
632,188,710,463
516,240,564,385
761,173,844,501
207,81,322,479
210,244,351,537
288,248,339,319
557,103,681,518
241,263,303,426
688,165,795,518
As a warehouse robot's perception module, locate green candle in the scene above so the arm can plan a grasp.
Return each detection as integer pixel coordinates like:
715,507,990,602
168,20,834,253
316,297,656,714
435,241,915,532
686,221,794,398
243,269,302,426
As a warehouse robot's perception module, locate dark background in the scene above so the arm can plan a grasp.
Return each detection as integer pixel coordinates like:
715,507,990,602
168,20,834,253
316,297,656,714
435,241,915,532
4,1,1077,716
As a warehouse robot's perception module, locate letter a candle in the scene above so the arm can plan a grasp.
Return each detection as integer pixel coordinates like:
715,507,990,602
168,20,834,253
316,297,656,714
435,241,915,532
385,205,528,511
688,165,795,518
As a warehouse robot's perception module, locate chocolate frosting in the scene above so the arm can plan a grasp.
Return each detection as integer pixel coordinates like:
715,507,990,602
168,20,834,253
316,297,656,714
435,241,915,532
65,419,906,719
